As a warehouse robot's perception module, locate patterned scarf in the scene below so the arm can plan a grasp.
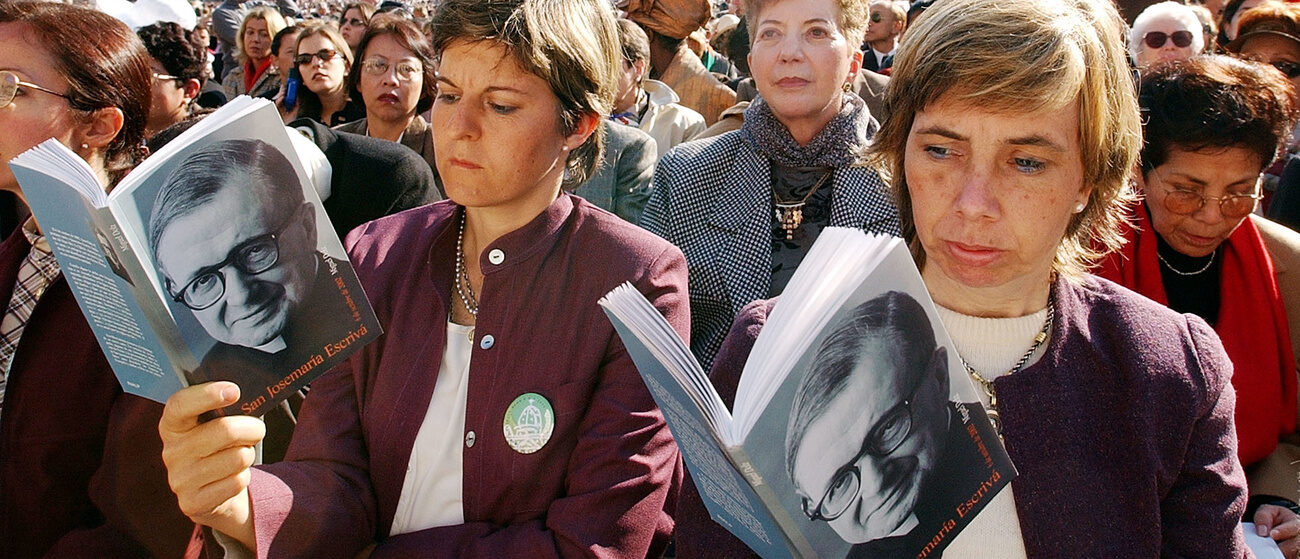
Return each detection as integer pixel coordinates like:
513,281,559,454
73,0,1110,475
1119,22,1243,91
740,91,877,168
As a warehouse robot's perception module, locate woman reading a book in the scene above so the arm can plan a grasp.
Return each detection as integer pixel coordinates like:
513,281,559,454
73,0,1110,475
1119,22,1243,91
683,0,1255,554
158,0,689,557
285,23,365,127
638,0,900,372
0,2,193,556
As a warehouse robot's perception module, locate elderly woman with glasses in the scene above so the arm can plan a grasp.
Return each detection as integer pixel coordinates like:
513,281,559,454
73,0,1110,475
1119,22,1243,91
334,16,440,192
1097,54,1300,557
285,22,365,126
0,2,192,556
1131,1,1206,70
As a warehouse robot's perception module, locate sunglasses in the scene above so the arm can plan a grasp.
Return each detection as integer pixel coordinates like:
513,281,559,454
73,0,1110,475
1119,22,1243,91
1272,60,1300,79
1143,30,1194,49
342,17,366,27
295,49,343,66
0,70,72,109
870,12,884,23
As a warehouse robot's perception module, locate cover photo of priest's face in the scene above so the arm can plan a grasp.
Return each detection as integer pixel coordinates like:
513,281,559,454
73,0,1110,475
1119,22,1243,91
785,290,955,548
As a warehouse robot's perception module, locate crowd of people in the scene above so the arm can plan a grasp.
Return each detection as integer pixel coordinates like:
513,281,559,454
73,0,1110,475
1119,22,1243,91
2,0,1300,556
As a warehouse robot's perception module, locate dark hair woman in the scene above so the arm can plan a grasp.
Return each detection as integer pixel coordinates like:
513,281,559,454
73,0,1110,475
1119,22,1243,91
1097,54,1300,556
334,16,440,189
159,0,688,556
0,2,191,556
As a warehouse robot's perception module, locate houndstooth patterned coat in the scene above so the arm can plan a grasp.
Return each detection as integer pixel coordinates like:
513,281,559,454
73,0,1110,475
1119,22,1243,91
640,131,900,370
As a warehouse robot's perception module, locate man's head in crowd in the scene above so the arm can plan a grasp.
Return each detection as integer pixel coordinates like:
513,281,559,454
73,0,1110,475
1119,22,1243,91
785,291,951,543
863,0,906,52
150,139,319,349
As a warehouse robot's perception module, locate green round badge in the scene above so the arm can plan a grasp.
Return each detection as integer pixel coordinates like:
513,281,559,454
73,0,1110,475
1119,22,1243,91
503,392,554,454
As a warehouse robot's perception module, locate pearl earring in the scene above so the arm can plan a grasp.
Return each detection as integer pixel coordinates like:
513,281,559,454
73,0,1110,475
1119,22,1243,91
1074,202,1086,213
81,143,89,150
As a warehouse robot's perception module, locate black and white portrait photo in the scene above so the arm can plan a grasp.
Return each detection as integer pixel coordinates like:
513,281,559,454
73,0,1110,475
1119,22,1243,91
784,290,993,557
147,138,367,415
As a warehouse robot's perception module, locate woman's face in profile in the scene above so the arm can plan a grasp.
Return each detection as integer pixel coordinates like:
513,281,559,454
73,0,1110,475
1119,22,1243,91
297,34,349,95
904,95,1090,300
430,40,578,213
358,33,423,123
748,0,859,129
0,22,82,195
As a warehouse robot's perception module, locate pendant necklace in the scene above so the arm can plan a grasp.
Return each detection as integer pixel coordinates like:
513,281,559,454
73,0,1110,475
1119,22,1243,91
454,213,478,343
773,170,833,240
960,302,1054,435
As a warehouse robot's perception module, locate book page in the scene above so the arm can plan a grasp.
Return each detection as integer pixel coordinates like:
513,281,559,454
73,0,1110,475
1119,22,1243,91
733,229,1015,558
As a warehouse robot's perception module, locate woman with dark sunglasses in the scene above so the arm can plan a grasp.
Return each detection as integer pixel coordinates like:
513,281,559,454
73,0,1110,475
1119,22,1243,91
0,2,193,556
338,1,375,53
1130,1,1205,70
1097,54,1300,557
284,22,365,126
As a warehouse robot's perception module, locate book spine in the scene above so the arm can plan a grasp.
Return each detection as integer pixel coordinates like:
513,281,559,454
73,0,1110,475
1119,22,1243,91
726,446,818,558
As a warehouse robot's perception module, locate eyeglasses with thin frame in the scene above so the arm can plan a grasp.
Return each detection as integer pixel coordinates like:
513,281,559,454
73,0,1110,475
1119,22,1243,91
165,215,298,310
295,49,343,67
1143,30,1194,49
360,57,423,80
0,70,73,109
800,372,927,522
152,71,182,83
1149,171,1262,219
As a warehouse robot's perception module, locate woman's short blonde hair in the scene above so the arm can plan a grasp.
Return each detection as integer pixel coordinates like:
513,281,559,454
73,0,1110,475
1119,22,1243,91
429,0,618,188
745,0,871,47
235,7,287,64
866,0,1142,279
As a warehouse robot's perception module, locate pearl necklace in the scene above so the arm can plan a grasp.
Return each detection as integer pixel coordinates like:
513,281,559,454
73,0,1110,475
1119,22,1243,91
454,213,479,341
960,302,1054,435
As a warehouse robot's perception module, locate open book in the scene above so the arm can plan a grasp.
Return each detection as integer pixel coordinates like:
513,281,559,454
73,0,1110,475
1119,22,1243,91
600,228,1014,559
8,97,381,416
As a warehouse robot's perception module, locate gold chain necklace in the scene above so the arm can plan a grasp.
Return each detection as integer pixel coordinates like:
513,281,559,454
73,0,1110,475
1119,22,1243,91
773,170,833,240
960,302,1055,435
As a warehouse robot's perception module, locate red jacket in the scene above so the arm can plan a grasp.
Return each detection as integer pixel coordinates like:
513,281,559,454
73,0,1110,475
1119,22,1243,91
244,195,689,558
0,230,192,558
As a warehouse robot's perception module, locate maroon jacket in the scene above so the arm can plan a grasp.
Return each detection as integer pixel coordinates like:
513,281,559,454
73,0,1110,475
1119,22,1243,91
244,195,689,558
0,230,192,558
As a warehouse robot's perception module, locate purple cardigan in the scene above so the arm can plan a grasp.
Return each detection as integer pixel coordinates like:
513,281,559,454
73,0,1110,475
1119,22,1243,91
244,195,689,558
677,275,1249,558
0,231,193,558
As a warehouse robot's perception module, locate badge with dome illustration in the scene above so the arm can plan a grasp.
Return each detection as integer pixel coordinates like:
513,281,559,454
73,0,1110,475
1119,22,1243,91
504,392,554,454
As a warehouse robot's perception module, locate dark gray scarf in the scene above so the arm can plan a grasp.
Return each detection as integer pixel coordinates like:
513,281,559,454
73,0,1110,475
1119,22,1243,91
739,91,877,168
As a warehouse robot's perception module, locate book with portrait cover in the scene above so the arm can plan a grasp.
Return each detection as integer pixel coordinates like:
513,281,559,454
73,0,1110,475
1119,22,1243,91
600,228,1015,559
7,96,381,416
